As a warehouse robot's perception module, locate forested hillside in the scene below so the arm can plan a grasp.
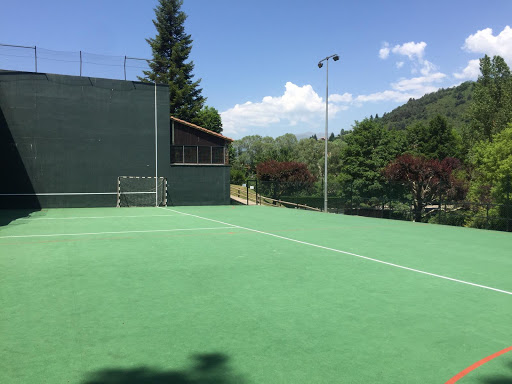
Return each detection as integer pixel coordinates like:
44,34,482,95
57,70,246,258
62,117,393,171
378,81,474,132
229,55,512,231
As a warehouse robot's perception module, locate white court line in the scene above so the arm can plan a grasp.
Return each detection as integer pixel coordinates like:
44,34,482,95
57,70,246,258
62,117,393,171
160,207,512,296
16,214,183,221
0,226,234,239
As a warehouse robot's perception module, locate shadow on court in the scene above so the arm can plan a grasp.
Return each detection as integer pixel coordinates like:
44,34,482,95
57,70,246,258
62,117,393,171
81,353,246,384
0,100,41,218
480,361,512,384
0,209,41,227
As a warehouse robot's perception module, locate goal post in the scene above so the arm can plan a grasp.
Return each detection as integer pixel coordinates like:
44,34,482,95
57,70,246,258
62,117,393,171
116,176,167,207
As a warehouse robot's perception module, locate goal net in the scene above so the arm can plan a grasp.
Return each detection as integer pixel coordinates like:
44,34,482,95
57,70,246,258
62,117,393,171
117,176,167,207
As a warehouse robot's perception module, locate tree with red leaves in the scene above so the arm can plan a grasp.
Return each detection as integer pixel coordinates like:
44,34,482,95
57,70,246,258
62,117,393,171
384,154,465,222
256,160,316,199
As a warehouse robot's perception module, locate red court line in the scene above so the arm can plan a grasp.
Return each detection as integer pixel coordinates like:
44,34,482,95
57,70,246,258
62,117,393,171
445,345,512,383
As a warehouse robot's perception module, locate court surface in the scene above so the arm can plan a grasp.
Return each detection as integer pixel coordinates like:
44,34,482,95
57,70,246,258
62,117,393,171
1,205,511,383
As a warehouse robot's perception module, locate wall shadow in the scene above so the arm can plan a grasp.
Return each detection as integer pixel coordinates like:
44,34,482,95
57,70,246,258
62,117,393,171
82,353,246,384
480,360,512,384
0,102,40,225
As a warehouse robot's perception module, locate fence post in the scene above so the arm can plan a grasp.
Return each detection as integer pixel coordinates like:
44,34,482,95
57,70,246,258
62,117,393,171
439,189,443,225
246,182,249,206
80,51,82,76
506,174,511,232
350,182,353,215
256,179,259,205
124,56,127,81
34,46,37,72
486,203,490,229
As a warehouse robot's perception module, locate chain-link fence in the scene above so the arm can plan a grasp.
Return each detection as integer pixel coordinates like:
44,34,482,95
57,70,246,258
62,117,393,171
251,175,512,232
0,43,151,81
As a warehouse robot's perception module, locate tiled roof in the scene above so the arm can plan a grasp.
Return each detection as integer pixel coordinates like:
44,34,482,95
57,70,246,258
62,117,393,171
170,116,234,142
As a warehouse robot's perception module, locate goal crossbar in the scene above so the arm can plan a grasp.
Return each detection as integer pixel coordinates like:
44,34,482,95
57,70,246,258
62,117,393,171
116,176,167,207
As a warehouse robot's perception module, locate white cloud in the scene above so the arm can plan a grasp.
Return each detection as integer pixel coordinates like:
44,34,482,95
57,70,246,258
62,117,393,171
392,41,427,60
354,72,446,104
355,90,414,103
222,71,449,136
379,40,436,77
329,92,353,103
391,72,446,92
221,82,344,136
463,26,512,62
419,60,437,75
453,59,480,80
379,42,390,59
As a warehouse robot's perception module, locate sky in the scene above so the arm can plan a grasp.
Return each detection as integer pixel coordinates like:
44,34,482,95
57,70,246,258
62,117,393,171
1,0,512,140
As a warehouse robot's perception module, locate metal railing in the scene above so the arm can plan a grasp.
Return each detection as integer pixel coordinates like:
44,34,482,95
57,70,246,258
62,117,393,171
245,177,512,232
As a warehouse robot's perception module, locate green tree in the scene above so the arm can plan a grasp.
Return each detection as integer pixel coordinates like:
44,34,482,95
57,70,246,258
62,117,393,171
231,135,275,175
470,124,512,202
194,106,223,133
406,115,462,160
468,55,512,143
338,129,350,138
274,134,298,162
467,125,512,230
338,119,402,201
141,0,205,122
293,138,325,178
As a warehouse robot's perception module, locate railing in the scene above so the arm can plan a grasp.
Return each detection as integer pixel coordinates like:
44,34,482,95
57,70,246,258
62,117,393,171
171,145,226,165
229,184,320,211
251,178,512,232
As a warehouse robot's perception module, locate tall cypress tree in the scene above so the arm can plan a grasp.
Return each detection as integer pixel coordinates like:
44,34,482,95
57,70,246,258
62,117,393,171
141,0,205,122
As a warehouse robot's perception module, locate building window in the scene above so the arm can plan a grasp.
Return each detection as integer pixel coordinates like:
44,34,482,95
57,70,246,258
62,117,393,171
171,145,227,165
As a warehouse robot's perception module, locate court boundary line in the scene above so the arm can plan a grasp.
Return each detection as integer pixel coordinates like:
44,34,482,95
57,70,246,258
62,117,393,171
160,207,512,296
0,226,234,239
15,214,183,221
0,192,155,196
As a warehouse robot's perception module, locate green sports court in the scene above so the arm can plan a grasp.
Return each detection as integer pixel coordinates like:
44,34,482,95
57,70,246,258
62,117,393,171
1,205,511,383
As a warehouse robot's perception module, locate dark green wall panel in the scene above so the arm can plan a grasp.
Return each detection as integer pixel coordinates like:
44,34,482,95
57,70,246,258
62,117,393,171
0,71,230,208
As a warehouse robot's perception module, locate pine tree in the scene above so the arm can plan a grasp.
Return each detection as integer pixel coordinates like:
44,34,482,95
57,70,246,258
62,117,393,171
141,0,205,122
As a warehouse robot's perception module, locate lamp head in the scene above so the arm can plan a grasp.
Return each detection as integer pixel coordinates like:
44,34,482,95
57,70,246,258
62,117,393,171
318,62,323,68
333,55,340,61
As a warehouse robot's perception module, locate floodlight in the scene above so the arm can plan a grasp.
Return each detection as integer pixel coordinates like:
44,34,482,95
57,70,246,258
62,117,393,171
317,53,340,213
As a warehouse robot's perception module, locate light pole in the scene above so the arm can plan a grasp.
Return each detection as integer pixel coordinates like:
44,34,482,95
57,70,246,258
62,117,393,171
318,54,339,213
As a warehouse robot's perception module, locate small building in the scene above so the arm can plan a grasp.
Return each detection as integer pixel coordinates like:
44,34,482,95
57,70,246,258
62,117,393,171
170,117,232,165
168,117,233,206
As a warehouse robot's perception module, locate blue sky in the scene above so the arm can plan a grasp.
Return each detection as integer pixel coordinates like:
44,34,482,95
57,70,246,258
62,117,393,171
1,0,512,139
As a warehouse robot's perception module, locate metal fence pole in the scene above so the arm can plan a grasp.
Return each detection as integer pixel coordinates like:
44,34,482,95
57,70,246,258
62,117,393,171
34,46,37,72
486,203,490,229
256,179,259,205
506,174,511,232
80,51,82,76
124,56,127,81
439,189,443,225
